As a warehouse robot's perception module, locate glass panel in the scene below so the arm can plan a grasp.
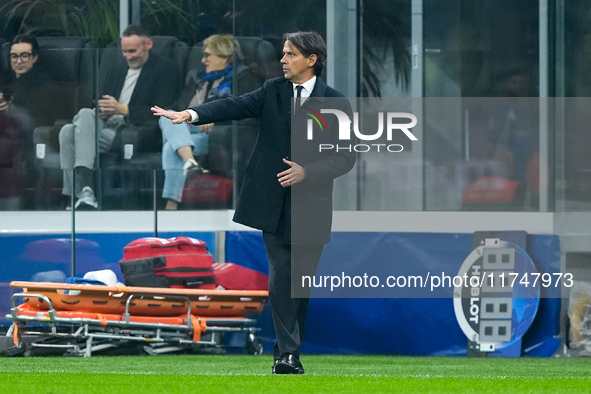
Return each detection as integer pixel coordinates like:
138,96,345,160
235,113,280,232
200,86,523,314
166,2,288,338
360,1,412,98
560,97,591,210
137,0,310,211
424,97,540,211
356,1,414,210
3,0,585,327
558,1,591,210
423,0,540,212
424,0,539,98
232,0,327,210
0,1,567,217
1,43,99,212
0,1,330,213
97,168,160,211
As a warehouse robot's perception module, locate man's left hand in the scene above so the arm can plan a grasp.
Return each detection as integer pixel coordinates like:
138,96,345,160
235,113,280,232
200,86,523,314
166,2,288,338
98,95,127,117
278,158,306,188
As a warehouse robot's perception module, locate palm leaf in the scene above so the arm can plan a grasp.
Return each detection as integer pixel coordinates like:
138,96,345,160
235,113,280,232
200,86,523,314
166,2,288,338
1,0,191,46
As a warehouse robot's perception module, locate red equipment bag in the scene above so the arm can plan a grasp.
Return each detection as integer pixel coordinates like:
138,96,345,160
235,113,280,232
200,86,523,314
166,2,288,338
212,262,268,291
182,174,233,203
120,237,216,289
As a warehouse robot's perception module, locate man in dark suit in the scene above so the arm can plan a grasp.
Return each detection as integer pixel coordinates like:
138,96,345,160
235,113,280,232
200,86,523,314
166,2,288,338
60,24,179,209
152,31,356,374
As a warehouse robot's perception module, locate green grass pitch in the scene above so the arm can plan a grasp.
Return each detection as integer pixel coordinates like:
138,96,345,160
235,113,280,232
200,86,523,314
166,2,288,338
0,355,590,393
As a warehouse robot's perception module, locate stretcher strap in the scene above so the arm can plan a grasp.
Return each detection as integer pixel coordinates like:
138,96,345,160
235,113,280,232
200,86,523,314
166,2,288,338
190,316,207,342
13,324,18,345
96,313,108,326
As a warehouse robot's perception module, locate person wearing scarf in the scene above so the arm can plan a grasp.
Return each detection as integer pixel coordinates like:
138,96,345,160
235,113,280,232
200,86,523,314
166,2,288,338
160,34,257,210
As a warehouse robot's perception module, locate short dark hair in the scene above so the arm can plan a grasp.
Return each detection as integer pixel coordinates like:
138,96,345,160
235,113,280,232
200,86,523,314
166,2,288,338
122,24,151,39
283,31,326,76
12,34,40,56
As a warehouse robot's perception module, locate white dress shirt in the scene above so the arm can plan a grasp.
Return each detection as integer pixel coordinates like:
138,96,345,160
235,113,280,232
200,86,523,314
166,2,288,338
292,75,316,105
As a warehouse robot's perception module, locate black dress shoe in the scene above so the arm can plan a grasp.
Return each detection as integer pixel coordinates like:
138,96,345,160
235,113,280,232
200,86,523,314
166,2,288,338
273,353,305,375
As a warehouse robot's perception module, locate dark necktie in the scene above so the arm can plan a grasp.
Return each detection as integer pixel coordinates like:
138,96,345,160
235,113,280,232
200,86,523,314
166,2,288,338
295,85,304,110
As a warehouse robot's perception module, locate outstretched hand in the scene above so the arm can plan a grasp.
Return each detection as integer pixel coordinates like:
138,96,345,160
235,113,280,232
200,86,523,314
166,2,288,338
278,158,306,188
151,106,191,124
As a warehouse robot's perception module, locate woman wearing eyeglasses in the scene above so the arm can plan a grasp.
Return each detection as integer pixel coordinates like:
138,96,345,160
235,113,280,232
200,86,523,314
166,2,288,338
160,34,259,210
0,34,54,210
0,34,54,127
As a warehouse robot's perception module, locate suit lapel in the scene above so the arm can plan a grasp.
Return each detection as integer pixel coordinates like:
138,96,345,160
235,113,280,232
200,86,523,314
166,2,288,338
296,77,327,113
128,54,154,105
108,65,128,98
278,78,293,132
279,78,292,115
310,77,327,98
279,77,328,135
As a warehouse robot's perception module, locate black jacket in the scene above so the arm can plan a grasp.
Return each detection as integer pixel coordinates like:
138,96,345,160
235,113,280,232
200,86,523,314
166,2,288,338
191,76,356,244
100,52,180,126
0,66,56,128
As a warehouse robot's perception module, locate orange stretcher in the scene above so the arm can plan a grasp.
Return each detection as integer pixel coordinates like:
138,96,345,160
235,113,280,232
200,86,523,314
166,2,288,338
4,281,268,357
11,281,268,317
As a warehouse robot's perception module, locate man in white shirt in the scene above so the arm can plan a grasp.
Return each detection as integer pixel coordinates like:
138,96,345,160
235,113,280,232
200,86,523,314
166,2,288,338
59,24,179,209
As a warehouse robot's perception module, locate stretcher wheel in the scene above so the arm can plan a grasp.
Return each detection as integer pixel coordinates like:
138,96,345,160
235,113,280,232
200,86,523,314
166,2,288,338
63,348,86,357
142,345,156,355
246,334,263,355
4,344,27,357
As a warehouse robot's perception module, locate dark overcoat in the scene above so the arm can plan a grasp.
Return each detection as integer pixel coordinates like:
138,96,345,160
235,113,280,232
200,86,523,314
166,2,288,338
190,76,356,244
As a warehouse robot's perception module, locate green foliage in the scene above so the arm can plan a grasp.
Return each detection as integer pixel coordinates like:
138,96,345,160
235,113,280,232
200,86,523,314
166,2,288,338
0,355,590,393
0,0,191,46
0,0,412,95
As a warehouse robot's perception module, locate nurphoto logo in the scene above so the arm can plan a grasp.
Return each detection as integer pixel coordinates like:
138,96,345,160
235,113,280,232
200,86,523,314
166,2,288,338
305,108,418,153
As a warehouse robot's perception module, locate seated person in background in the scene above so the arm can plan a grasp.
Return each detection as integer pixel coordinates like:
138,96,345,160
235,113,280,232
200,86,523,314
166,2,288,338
0,34,56,210
0,34,55,129
59,24,179,209
0,97,25,210
160,34,259,210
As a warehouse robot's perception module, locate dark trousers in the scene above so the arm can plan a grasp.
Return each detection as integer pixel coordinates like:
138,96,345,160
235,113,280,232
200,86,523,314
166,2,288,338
263,231,324,359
